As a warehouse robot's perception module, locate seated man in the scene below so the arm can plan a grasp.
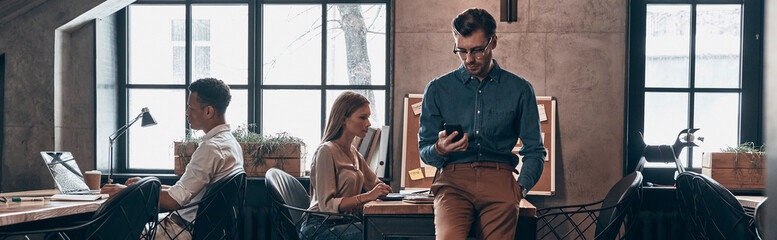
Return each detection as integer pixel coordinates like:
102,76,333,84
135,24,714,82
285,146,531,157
101,78,244,240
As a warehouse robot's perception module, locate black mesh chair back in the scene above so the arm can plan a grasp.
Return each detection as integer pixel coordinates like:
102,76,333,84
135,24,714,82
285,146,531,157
192,168,247,240
0,177,162,240
536,171,643,240
595,171,643,238
266,168,310,240
83,177,161,239
676,171,757,239
755,198,767,240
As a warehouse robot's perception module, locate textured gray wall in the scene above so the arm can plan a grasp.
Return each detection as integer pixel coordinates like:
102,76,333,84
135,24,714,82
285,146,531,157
0,0,105,191
764,0,776,238
391,0,627,208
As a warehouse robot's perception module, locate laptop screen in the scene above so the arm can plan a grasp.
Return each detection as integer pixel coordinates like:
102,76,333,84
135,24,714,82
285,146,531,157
40,152,90,193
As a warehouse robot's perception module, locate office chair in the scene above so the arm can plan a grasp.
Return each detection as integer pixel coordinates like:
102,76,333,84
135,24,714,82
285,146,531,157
536,171,643,240
675,171,757,240
265,168,362,240
0,177,161,240
754,198,767,240
157,168,247,240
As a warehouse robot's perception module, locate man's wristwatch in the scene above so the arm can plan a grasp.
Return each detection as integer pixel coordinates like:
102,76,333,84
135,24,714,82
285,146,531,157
518,183,527,198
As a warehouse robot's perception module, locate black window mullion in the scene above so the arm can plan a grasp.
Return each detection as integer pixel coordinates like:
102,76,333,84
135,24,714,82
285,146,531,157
247,0,256,126
256,1,263,133
185,3,193,137
739,0,763,145
118,7,130,173
320,3,328,139
687,3,697,168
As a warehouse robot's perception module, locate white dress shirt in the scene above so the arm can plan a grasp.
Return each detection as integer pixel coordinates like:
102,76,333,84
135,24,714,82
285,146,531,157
168,124,244,222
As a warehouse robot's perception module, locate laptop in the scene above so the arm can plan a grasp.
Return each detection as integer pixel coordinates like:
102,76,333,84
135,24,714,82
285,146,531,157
40,151,100,195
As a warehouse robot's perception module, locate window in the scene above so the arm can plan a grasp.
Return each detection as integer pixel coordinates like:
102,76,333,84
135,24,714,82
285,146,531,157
118,0,390,175
627,0,762,183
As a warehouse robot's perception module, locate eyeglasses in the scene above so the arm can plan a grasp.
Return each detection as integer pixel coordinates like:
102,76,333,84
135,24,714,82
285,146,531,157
453,36,493,61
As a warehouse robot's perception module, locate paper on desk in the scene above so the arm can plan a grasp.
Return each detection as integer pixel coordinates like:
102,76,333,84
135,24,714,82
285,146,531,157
51,194,108,201
411,102,422,116
538,104,547,122
409,168,424,180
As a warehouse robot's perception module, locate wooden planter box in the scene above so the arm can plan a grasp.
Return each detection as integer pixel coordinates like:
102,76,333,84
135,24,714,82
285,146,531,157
174,142,302,177
701,152,766,190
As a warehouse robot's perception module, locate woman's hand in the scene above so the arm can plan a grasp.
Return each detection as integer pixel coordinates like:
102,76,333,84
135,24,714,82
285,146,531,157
366,183,392,201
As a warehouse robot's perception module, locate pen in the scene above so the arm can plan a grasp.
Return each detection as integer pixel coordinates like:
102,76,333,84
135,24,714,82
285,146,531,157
11,197,44,202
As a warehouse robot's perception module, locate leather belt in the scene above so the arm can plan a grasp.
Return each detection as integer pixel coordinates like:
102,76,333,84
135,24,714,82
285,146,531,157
443,162,520,175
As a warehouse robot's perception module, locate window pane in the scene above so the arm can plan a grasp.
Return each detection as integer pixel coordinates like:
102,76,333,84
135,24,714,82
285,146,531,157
694,5,741,88
645,5,690,88
128,89,186,169
692,93,739,168
644,92,689,167
326,90,385,128
192,5,248,85
262,90,321,174
327,4,387,86
228,89,248,129
263,5,322,85
129,5,186,85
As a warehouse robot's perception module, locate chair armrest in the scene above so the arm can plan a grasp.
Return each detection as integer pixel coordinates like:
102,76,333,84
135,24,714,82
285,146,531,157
279,203,362,221
536,200,604,215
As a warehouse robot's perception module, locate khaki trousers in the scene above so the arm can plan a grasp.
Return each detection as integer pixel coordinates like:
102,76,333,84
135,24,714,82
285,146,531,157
431,162,523,240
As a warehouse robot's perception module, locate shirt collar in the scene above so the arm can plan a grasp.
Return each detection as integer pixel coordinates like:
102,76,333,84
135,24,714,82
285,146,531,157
457,60,503,84
202,124,231,141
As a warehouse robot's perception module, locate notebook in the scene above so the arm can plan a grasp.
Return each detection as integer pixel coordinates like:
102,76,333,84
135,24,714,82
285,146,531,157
40,152,100,195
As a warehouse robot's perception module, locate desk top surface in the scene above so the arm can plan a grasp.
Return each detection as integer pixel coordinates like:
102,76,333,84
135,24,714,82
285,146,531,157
363,198,536,217
0,189,105,226
735,195,766,209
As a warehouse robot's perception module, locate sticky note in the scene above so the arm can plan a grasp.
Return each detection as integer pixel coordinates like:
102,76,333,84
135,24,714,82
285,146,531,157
412,102,423,115
424,166,436,178
409,168,424,180
538,104,547,122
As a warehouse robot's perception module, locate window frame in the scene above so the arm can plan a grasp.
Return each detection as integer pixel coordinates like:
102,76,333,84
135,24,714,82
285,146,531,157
626,0,763,184
116,0,392,175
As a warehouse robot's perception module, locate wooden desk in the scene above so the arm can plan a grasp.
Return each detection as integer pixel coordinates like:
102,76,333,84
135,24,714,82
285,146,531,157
0,189,105,227
363,199,536,239
735,195,766,209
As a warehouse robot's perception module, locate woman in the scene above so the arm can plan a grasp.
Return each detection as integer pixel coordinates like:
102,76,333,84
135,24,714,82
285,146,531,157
301,91,392,240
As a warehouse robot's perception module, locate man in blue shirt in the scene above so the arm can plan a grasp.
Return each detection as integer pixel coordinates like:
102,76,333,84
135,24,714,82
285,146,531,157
418,8,546,240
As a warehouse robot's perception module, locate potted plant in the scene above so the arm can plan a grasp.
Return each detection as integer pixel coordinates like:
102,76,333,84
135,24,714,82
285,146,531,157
702,142,766,190
173,124,306,177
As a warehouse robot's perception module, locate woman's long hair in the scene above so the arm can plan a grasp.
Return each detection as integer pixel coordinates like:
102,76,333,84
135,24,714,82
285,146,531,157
322,91,370,143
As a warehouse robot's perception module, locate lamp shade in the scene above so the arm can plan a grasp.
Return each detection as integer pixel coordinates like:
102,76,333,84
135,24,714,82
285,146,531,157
140,107,157,127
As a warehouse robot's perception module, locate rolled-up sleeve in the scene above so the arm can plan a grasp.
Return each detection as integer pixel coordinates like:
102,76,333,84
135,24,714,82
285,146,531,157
168,143,220,206
515,86,547,192
418,80,448,168
358,153,381,191
311,146,343,212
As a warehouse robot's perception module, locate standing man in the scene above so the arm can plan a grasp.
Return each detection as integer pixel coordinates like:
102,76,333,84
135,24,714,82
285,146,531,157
418,8,546,240
102,78,244,240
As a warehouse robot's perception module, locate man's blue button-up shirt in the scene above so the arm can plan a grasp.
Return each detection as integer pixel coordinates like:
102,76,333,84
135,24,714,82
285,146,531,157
418,60,547,192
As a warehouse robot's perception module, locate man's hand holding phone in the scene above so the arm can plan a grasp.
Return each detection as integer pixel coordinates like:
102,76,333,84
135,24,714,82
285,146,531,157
435,123,468,156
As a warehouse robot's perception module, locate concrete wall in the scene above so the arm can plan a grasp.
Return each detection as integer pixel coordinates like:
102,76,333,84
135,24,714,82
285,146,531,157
763,0,776,238
391,0,627,207
0,0,108,191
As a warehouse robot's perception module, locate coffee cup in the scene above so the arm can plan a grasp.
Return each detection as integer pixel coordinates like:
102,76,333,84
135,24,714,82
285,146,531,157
84,170,102,190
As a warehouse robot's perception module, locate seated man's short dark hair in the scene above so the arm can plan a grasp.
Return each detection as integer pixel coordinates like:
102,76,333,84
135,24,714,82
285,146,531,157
452,8,497,38
189,78,231,115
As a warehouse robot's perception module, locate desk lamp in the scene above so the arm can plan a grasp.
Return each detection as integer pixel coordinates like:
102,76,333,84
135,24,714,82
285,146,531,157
634,128,703,179
108,107,157,184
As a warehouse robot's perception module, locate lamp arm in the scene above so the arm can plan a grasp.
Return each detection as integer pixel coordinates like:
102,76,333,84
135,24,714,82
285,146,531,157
109,112,144,144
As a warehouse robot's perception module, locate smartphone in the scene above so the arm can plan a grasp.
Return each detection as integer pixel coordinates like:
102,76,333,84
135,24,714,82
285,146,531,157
443,123,464,142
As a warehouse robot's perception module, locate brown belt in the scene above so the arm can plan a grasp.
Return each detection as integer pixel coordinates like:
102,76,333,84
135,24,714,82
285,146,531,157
442,162,520,175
